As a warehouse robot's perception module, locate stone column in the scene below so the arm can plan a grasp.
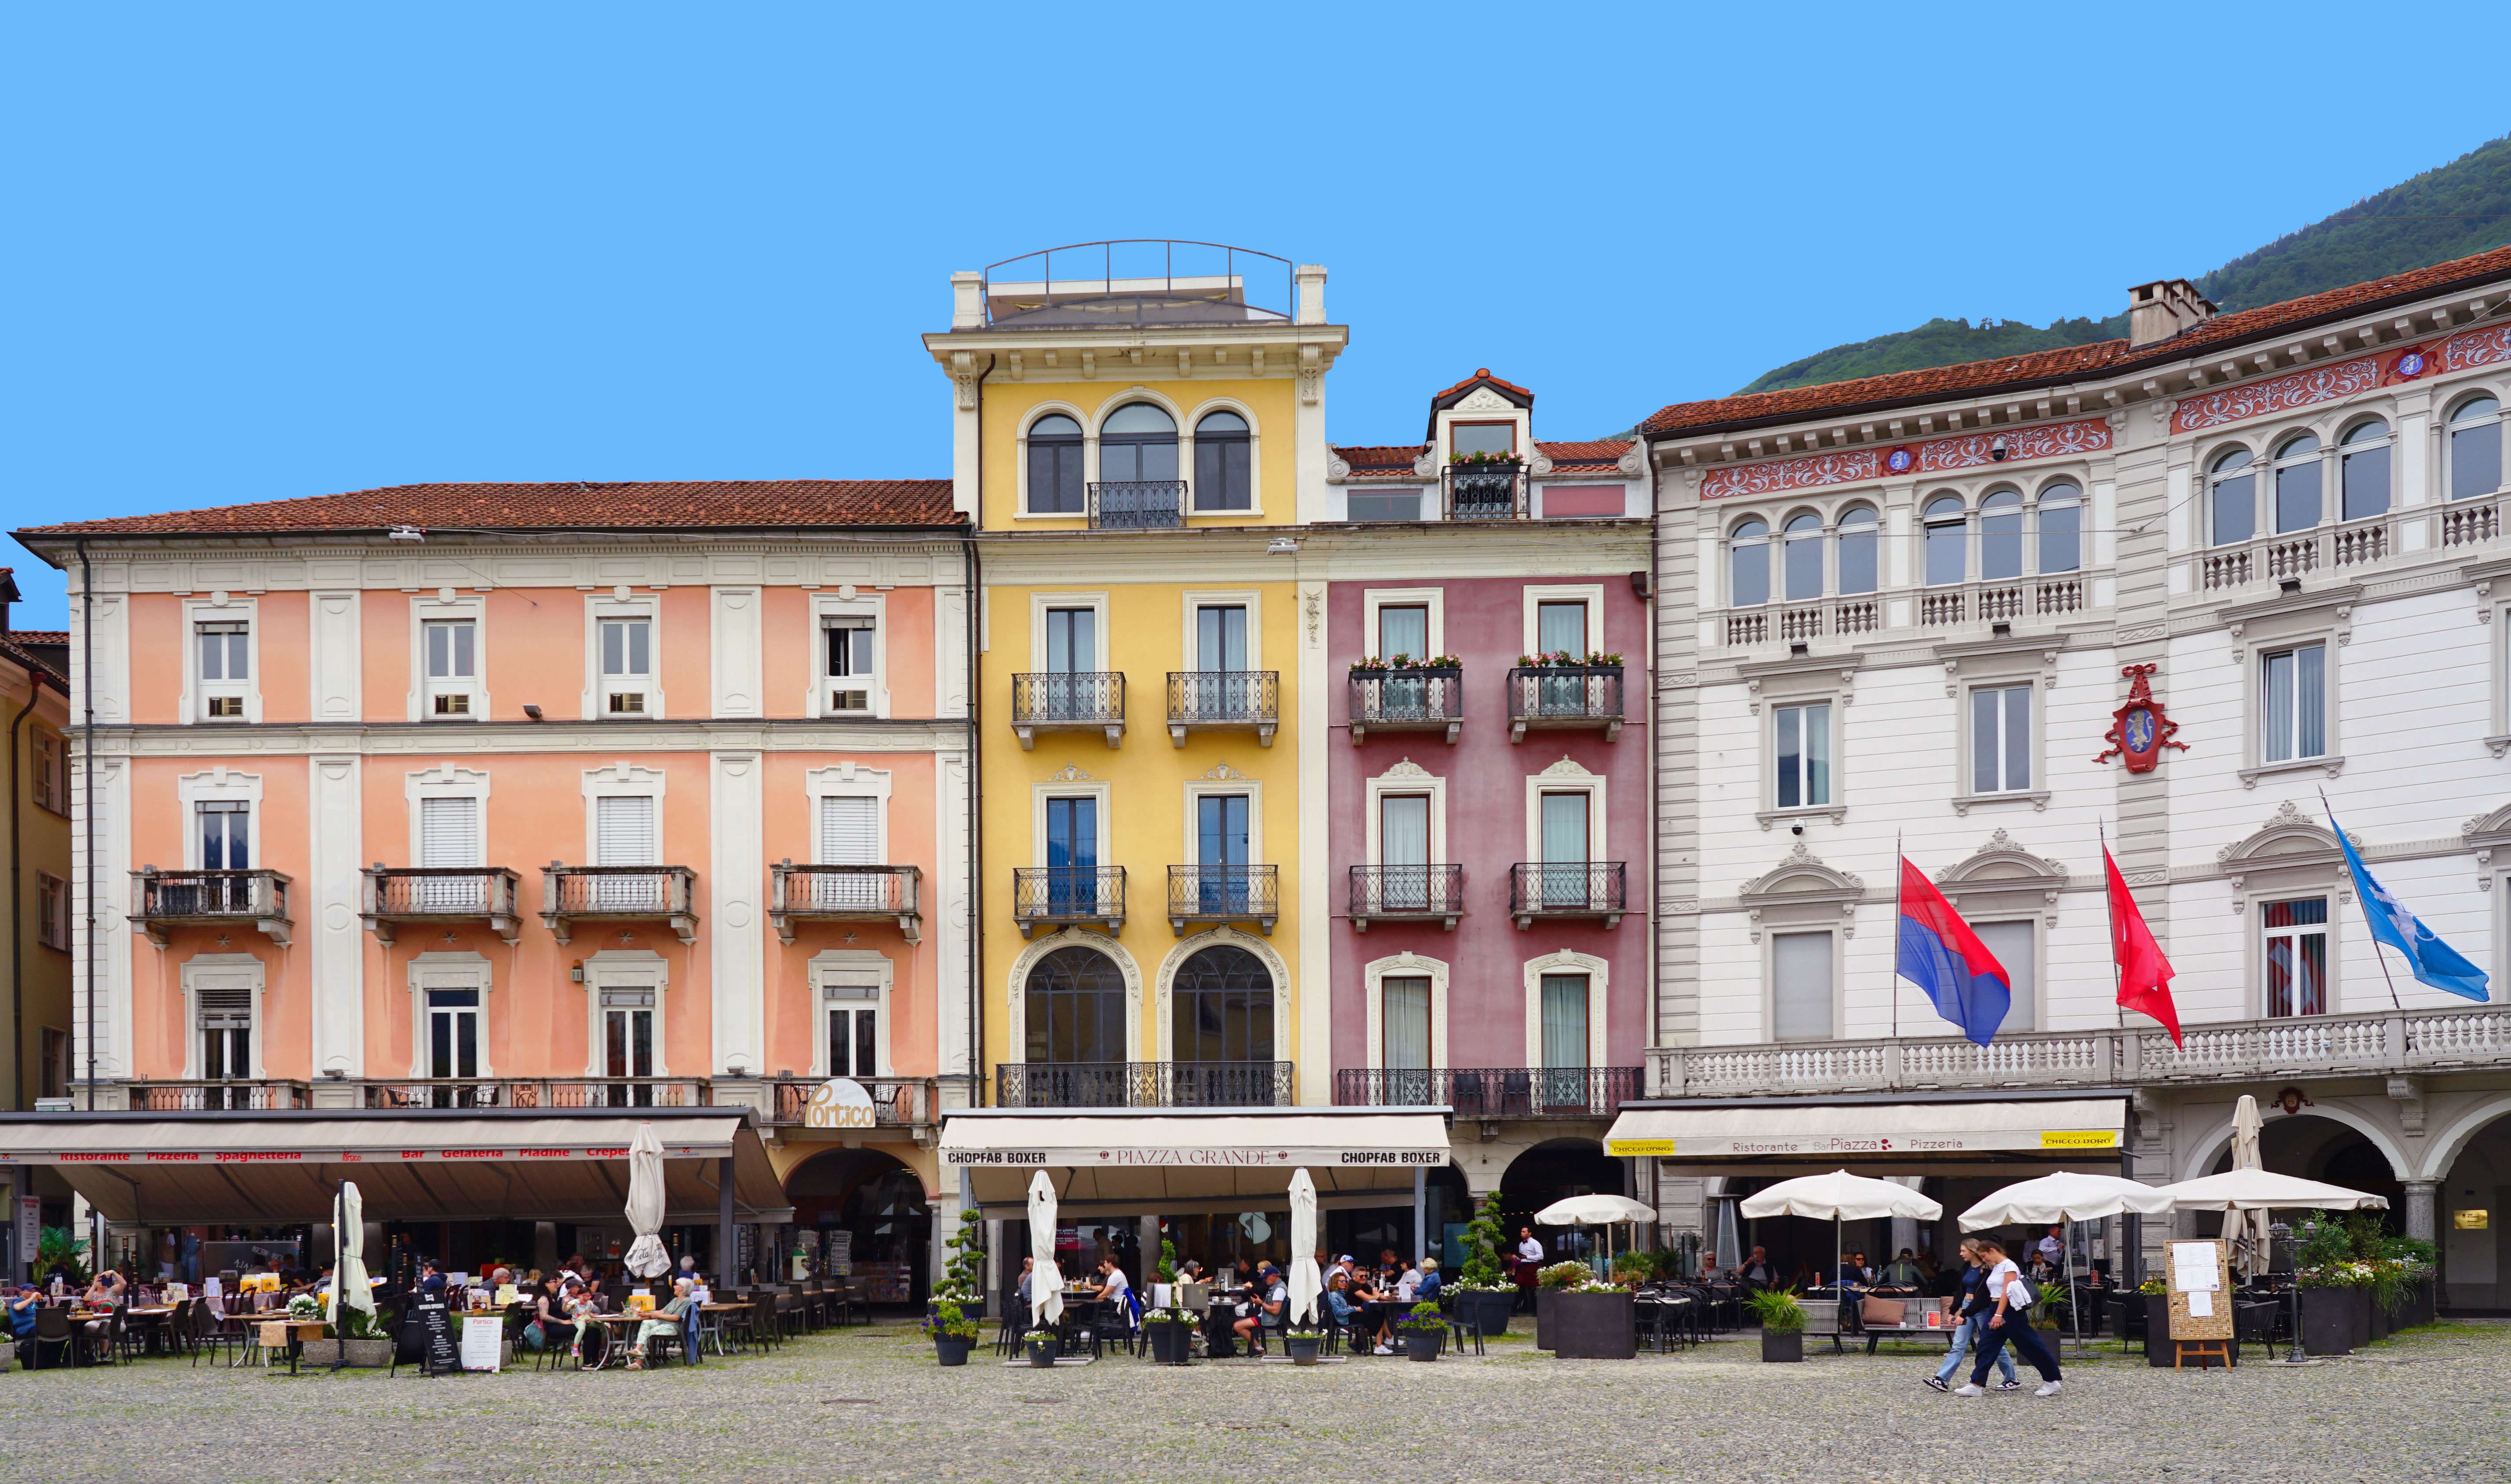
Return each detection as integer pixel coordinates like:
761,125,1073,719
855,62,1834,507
2403,1181,2438,1245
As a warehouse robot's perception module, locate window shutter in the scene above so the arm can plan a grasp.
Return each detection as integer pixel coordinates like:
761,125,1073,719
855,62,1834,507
819,796,879,865
419,796,482,868
197,986,253,1028
595,795,657,866
1772,932,1834,1041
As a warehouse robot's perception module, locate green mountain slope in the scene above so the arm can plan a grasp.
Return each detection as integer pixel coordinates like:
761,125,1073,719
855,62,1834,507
1737,133,2511,396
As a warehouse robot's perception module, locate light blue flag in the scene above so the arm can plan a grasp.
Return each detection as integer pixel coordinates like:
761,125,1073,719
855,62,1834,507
2331,809,2489,1003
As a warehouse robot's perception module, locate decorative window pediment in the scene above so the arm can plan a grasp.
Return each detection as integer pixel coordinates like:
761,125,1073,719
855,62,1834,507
1737,840,1864,943
1936,828,2068,925
2218,799,2357,904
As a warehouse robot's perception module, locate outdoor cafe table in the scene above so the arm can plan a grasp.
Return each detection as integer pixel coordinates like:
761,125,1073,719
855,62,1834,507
696,1302,751,1356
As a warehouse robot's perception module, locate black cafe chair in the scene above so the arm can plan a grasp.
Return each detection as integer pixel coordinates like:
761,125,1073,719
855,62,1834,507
29,1305,75,1370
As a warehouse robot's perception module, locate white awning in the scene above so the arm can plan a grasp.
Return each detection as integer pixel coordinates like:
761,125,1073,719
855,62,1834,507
1601,1098,2125,1160
942,1107,1452,1209
0,1112,792,1225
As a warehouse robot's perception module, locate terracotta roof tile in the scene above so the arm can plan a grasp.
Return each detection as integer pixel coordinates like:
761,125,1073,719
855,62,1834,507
1642,244,2511,436
6,631,69,645
1536,439,1633,472
1432,367,1535,402
18,479,960,539
1331,444,1430,474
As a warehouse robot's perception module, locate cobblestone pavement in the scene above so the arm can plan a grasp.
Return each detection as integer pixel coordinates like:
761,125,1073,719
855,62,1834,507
9,1319,2507,1484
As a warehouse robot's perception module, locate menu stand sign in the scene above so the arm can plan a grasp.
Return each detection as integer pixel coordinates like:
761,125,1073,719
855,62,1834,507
2167,1239,2233,1345
412,1301,458,1377
459,1312,504,1372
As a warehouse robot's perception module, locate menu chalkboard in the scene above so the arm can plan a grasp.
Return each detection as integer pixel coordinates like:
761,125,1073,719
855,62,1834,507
409,1301,457,1373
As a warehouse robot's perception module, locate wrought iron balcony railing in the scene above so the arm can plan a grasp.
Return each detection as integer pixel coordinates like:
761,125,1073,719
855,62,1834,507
360,1077,710,1110
1347,864,1465,930
1011,671,1126,748
361,866,524,946
765,1076,938,1128
1508,861,1627,927
1442,462,1527,520
1166,671,1278,745
1012,865,1126,937
1334,1065,1642,1118
1089,480,1187,529
1347,667,1462,744
995,1061,1295,1108
540,864,700,944
1504,664,1624,741
128,1079,312,1111
770,862,921,944
1168,863,1278,935
129,868,293,948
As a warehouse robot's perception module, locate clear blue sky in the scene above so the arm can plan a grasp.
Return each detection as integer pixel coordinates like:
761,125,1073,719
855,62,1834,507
6,3,2506,627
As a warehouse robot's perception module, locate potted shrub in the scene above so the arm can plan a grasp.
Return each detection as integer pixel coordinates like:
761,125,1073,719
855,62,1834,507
928,1210,986,1324
2294,1214,2371,1356
923,1302,980,1367
314,1303,394,1367
1533,1260,1593,1351
1022,1328,1059,1368
1747,1286,1805,1363
1447,1194,1517,1338
1142,1305,1197,1365
1284,1323,1323,1366
1398,1302,1445,1362
2138,1276,2176,1366
1551,1273,1636,1360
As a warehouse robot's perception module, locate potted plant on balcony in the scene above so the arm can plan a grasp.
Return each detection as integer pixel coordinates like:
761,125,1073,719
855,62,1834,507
1143,1305,1198,1365
1398,1301,1446,1361
923,1302,980,1367
1022,1327,1059,1368
1746,1286,1806,1363
1448,1194,1517,1338
928,1208,986,1324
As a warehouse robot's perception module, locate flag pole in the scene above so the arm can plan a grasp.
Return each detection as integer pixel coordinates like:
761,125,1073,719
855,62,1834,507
2102,820,2122,1032
1891,832,1902,1041
2320,787,2404,1014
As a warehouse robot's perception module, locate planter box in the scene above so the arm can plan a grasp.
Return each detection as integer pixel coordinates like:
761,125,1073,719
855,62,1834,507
934,1337,973,1367
2367,1292,2392,1343
2142,1295,2175,1367
1024,1338,1058,1368
1145,1320,1195,1365
2405,1279,2437,1330
1285,1333,1322,1366
300,1337,394,1367
2299,1287,2367,1356
1760,1328,1803,1363
1535,1288,1556,1350
1454,1289,1514,1338
1550,1291,1635,1360
1403,1328,1442,1362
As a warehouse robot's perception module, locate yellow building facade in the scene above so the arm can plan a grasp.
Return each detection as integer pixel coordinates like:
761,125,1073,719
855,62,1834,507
926,244,1345,1109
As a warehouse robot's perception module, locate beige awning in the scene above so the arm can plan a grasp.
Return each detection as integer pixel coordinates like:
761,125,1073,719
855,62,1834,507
0,1110,792,1225
942,1107,1452,1209
1601,1098,2126,1160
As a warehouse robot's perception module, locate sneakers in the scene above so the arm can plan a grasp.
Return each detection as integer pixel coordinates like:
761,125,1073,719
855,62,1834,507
1373,1343,1393,1355
1994,1379,2022,1391
1952,1383,1985,1397
2035,1380,2064,1397
1922,1375,1949,1393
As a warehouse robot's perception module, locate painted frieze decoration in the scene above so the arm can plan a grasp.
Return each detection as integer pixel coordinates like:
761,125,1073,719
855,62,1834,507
2174,325,2509,434
1699,418,2112,500
2442,324,2511,374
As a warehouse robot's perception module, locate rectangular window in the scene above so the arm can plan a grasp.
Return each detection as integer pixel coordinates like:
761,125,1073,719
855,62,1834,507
1379,794,1430,911
814,795,882,909
826,978,879,1077
32,732,65,814
1536,601,1587,658
198,985,252,1082
1774,702,1832,809
1969,685,2032,794
198,801,250,871
1451,422,1515,458
1044,608,1095,674
423,619,477,717
1348,489,1421,522
1772,930,1834,1041
1029,434,1084,514
1044,795,1099,917
824,616,875,713
197,621,249,720
39,1026,68,1101
1538,791,1591,909
35,872,68,951
1971,920,2036,1033
2264,897,2329,1018
593,794,659,911
1377,604,1429,663
1539,974,1588,1067
601,986,658,1103
1381,976,1430,1071
1195,605,1248,671
426,988,480,1080
601,617,652,715
416,796,482,910
2262,642,2328,762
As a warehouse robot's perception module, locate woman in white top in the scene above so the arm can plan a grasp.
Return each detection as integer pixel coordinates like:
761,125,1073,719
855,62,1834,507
1953,1238,2062,1397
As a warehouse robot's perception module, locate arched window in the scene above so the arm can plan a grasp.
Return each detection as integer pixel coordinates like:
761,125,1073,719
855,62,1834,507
1923,496,1967,587
1728,518,1770,608
1979,490,2024,580
2209,448,2256,546
1836,506,1880,595
1172,945,1273,1062
2339,419,2391,521
2451,395,2503,501
1027,413,1084,514
1193,410,1252,511
1023,946,1125,1065
2273,433,2322,532
1099,403,1179,483
2036,483,2081,575
1782,513,1825,601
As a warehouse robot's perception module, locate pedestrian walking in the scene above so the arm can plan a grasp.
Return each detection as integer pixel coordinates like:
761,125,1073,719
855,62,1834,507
1923,1239,2017,1393
1953,1238,2062,1398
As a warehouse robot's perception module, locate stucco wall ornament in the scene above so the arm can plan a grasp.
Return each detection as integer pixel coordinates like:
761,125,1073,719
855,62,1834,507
2093,664,2186,772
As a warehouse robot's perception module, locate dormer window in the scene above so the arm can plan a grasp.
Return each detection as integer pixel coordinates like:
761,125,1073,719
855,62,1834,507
197,622,249,720
1451,422,1516,459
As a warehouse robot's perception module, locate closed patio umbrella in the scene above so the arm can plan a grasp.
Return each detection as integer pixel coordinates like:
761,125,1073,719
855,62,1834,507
2228,1094,2274,1272
325,1180,375,1333
1287,1168,1321,1327
1027,1169,1064,1331
621,1123,672,1280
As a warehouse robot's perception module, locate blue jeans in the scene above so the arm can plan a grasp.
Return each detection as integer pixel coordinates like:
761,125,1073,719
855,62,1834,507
1970,1309,2061,1386
1936,1313,2016,1384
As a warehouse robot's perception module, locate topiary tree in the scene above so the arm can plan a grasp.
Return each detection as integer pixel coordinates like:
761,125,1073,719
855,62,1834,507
937,1207,985,1302
1457,1193,1509,1290
1155,1231,1179,1283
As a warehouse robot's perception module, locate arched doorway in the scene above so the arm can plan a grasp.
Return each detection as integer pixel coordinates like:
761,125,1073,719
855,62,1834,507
2196,1112,2405,1240
1500,1139,1626,1270
1023,944,1127,1105
2429,1098,2511,1312
784,1148,931,1307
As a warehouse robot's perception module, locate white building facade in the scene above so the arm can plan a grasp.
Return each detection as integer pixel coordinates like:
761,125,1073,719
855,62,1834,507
1640,248,2511,1306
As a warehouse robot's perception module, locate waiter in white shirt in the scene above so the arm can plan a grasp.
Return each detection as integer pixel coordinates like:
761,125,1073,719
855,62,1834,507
1514,1226,1545,1313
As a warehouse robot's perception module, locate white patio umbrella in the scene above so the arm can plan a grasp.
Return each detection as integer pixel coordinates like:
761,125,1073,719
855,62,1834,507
325,1180,375,1333
1741,1171,1942,1302
1960,1171,2173,1356
1534,1195,1657,1277
621,1123,672,1280
2155,1169,2389,1212
1286,1168,1321,1327
1027,1169,1064,1331
2228,1094,2274,1272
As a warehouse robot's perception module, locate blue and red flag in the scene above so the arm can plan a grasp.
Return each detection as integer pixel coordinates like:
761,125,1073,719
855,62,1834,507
1896,857,2011,1046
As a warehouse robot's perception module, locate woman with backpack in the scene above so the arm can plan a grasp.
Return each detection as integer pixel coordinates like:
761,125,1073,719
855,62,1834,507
1954,1237,2062,1398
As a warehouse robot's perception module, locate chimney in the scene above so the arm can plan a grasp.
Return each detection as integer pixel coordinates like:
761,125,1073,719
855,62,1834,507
2127,279,2216,349
1295,264,1328,326
950,271,985,330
